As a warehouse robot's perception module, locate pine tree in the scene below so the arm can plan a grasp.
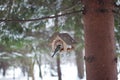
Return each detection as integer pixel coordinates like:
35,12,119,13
82,0,117,80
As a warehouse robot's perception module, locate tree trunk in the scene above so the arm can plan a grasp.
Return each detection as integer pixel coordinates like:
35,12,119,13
74,14,84,79
57,54,62,80
36,57,42,78
31,61,35,80
54,11,62,80
75,49,84,79
28,59,35,80
82,0,117,80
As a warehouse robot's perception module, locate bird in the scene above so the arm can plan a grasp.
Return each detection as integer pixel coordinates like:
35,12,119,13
52,45,61,57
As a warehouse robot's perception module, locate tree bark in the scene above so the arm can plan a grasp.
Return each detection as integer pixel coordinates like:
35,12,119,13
74,14,84,79
57,54,62,80
82,0,117,80
36,56,42,78
75,49,84,79
28,58,35,80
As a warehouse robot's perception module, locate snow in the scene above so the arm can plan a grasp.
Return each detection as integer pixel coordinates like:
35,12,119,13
0,67,27,80
0,64,86,80
0,63,120,80
116,0,120,5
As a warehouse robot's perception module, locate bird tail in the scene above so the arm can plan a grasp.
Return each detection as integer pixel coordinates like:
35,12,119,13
51,52,56,57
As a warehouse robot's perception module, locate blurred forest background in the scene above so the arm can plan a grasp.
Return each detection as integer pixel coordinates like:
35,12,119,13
0,0,120,80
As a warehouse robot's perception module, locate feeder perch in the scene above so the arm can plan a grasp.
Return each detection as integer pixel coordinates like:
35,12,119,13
49,32,76,53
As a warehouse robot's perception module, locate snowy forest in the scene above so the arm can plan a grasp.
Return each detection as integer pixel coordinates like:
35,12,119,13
0,0,120,80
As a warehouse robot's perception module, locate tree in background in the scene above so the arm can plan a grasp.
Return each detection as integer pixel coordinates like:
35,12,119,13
74,14,84,79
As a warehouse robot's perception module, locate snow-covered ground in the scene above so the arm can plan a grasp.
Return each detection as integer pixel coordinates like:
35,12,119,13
0,63,120,80
0,63,85,80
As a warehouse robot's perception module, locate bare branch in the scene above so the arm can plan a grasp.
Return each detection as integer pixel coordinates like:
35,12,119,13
0,10,82,22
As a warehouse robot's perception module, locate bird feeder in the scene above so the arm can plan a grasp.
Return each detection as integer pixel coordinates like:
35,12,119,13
49,32,76,53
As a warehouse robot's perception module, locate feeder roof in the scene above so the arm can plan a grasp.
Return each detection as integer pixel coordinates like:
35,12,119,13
49,32,59,43
49,32,76,45
58,33,76,45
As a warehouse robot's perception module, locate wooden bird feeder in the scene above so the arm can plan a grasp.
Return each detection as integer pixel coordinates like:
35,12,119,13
49,32,76,53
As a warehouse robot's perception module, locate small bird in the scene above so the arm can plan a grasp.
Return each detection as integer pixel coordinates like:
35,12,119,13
52,45,61,57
